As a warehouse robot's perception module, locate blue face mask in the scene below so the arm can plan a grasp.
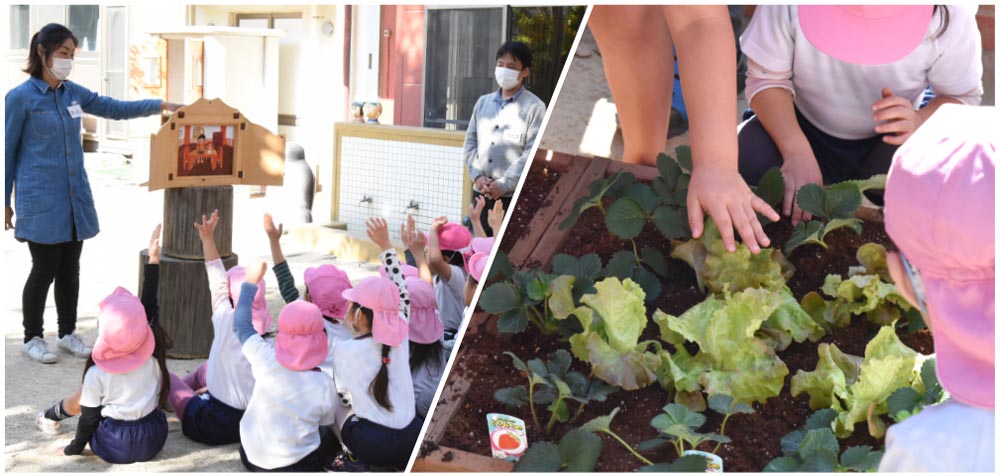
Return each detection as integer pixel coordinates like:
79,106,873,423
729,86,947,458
900,252,929,316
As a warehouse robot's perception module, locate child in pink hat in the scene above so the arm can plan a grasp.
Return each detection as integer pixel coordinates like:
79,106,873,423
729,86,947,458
160,210,272,447
464,251,490,308
264,213,355,381
232,260,337,471
737,5,982,224
406,276,446,419
401,215,471,337
878,104,994,472
327,217,422,471
38,225,173,464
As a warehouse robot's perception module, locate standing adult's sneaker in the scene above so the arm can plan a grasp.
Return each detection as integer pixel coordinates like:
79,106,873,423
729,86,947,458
57,333,92,358
22,337,58,364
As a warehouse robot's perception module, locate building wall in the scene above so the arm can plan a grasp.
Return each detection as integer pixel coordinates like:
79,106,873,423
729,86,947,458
379,5,425,127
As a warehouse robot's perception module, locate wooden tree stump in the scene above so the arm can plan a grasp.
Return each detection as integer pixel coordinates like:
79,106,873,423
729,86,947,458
163,186,234,260
140,250,238,358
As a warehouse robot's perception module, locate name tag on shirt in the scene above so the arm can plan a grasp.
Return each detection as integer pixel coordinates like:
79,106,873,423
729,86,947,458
502,127,524,145
67,103,83,119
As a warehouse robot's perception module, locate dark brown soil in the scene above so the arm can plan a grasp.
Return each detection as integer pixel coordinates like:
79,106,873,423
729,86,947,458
499,159,561,254
438,171,934,472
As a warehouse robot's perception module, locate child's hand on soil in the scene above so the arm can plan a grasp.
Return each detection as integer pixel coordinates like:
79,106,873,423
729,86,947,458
779,154,823,226
366,217,393,251
149,224,162,264
245,261,267,285
193,209,220,241
488,200,505,234
872,87,921,146
688,162,778,254
263,213,283,242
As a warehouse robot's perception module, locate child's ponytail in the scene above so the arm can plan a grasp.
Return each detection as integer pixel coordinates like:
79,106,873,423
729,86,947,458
370,344,393,411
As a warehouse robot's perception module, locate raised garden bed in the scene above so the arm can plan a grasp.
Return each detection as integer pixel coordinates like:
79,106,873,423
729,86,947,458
414,150,936,472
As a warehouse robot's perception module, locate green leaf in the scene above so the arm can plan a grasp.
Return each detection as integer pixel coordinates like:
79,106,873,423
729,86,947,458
670,238,708,293
495,386,529,408
633,265,663,302
559,172,626,231
488,251,515,282
653,205,689,240
755,167,785,209
526,274,552,302
840,446,883,471
707,394,755,415
785,220,826,254
825,182,863,219
791,343,861,410
796,183,827,218
535,386,558,405
564,371,589,399
548,275,578,321
674,146,693,172
557,428,603,472
855,243,890,280
513,441,562,472
798,428,839,460
548,397,571,423
887,387,922,420
586,380,617,402
764,456,801,472
579,278,646,355
606,197,648,239
528,357,550,379
759,290,826,351
805,409,838,430
825,217,863,237
478,282,520,314
779,429,806,455
581,407,619,434
546,349,573,379
652,403,706,431
498,309,531,333
603,250,637,280
640,246,669,277
920,358,943,405
622,183,661,214
798,449,839,472
843,174,887,193
639,455,712,472
505,351,530,372
635,437,669,452
552,253,603,282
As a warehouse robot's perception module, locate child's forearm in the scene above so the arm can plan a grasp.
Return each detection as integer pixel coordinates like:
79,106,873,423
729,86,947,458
411,250,434,284
472,218,487,238
916,96,962,124
64,405,102,455
201,236,221,262
749,88,814,162
141,264,160,326
233,282,259,344
271,260,300,303
268,237,286,266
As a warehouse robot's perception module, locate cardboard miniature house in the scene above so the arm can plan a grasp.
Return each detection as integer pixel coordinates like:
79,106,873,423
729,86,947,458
149,98,285,190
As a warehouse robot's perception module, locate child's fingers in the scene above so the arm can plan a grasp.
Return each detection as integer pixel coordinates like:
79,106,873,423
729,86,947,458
871,94,909,112
686,194,704,239
782,180,796,217
872,105,912,123
875,119,914,136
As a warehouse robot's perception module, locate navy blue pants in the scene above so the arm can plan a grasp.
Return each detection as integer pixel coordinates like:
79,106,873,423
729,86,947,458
341,415,423,470
239,426,336,472
90,409,168,464
737,109,897,186
182,393,244,445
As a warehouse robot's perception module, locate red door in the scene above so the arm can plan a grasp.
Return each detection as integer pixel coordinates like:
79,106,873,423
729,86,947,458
380,5,425,126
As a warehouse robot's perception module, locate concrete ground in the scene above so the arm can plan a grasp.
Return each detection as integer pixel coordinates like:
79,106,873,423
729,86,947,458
3,154,379,472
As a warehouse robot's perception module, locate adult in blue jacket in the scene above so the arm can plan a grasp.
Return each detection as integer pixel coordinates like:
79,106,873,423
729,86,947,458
5,23,180,364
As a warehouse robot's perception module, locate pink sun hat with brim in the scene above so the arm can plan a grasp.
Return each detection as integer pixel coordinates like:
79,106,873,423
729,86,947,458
92,287,156,374
342,276,408,346
466,252,489,283
379,263,420,279
406,277,444,344
227,266,271,334
426,222,472,252
304,264,353,320
470,237,495,254
884,104,996,410
798,5,934,65
275,300,329,371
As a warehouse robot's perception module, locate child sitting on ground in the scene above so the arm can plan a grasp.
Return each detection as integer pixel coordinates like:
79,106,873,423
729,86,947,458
878,104,994,472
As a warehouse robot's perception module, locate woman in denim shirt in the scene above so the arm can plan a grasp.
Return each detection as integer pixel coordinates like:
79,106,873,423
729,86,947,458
5,23,180,364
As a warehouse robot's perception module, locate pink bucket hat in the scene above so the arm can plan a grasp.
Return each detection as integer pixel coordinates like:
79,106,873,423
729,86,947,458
798,5,933,65
426,222,472,252
304,264,353,320
92,287,155,374
342,276,408,346
227,266,271,334
466,252,489,283
406,277,443,344
470,237,495,254
884,104,996,409
379,263,420,279
275,300,329,371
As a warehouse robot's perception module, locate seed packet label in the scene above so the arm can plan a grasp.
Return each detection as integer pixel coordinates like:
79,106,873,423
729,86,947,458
684,450,723,473
487,413,528,461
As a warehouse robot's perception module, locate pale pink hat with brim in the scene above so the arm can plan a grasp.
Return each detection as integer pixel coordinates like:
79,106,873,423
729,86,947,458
426,222,472,252
275,300,329,371
798,5,934,65
92,287,155,374
342,276,408,346
379,263,420,279
884,104,995,409
470,237,495,254
304,264,353,320
466,252,489,283
227,266,271,334
406,276,443,344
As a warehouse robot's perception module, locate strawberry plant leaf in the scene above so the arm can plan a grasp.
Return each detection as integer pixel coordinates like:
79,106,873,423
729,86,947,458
548,397,571,423
497,309,530,333
640,455,713,472
652,403,706,430
546,349,573,379
636,438,669,452
764,456,801,472
708,394,755,415
840,445,883,471
755,167,785,209
581,407,619,434
559,171,630,231
622,182,661,214
798,449,839,472
887,387,922,420
488,251,515,282
785,220,825,254
805,408,838,430
604,250,638,280
825,217,863,236
495,386,529,408
606,197,648,239
534,386,558,405
557,428,603,472
920,358,943,405
796,183,827,218
826,182,863,219
633,266,663,303
552,253,602,283
479,282,520,314
640,246,669,277
653,205,689,240
675,146,693,172
798,428,839,460
843,174,887,193
513,441,562,472
779,429,806,455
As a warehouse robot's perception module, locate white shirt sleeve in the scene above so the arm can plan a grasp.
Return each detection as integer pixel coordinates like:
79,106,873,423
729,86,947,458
739,5,796,74
79,366,104,408
926,6,983,103
319,381,338,426
241,335,277,374
205,259,232,315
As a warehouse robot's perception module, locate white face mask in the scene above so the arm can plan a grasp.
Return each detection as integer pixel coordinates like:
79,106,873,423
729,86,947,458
49,57,73,81
495,66,521,90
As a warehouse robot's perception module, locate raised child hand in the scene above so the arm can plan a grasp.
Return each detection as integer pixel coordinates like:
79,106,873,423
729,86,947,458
366,217,393,251
245,261,267,285
472,196,486,221
430,216,448,233
149,224,162,264
487,200,505,235
263,213,283,241
193,209,220,241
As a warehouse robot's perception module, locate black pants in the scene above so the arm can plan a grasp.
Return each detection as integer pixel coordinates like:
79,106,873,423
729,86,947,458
23,238,83,343
737,109,897,204
239,426,337,472
471,190,513,237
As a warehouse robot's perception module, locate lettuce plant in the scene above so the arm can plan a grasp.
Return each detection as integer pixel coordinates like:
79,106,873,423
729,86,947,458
887,358,946,423
790,326,926,438
637,403,729,457
513,428,603,472
654,287,824,406
764,409,883,472
495,350,616,433
567,277,664,390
